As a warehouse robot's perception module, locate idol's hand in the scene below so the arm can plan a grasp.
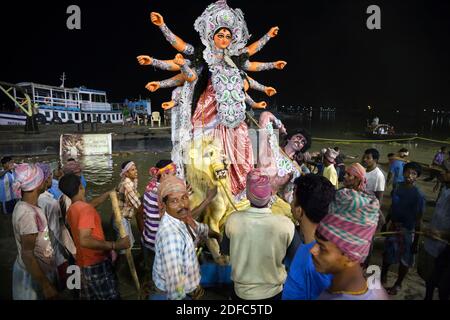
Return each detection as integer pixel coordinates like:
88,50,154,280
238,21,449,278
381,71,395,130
137,55,152,65
265,87,277,97
162,100,175,110
145,81,160,92
150,12,164,26
274,61,287,70
268,26,279,38
253,101,267,109
173,53,186,66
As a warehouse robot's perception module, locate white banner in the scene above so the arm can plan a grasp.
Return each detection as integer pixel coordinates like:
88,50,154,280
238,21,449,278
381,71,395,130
60,133,112,157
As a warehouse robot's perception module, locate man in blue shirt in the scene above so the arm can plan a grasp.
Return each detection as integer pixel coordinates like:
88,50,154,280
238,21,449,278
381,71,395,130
381,162,426,295
0,156,18,214
282,174,335,300
386,148,409,190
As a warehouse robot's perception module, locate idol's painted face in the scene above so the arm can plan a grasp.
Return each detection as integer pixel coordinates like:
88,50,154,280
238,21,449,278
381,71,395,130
213,28,232,50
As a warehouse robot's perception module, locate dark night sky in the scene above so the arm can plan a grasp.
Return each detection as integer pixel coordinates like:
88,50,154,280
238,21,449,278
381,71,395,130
1,0,450,114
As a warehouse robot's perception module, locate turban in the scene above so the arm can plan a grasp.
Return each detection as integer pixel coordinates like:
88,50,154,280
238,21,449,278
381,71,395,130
120,161,135,178
13,163,44,196
63,161,82,175
146,163,177,193
36,163,52,181
246,169,272,207
157,176,187,214
317,188,380,263
345,163,367,192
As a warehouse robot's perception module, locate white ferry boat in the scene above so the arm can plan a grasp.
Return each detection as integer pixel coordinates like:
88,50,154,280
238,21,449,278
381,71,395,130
0,81,123,125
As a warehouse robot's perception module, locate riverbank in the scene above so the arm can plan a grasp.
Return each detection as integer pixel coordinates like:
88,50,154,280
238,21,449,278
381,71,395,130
0,124,172,156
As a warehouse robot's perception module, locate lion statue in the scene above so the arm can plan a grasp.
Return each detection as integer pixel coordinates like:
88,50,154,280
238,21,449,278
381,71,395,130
185,137,249,264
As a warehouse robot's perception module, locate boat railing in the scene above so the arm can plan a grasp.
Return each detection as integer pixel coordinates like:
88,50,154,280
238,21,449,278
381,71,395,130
81,102,112,112
35,96,80,108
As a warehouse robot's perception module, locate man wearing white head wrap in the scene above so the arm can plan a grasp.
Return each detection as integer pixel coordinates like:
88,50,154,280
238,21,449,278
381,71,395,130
37,163,73,285
115,161,141,255
12,163,58,300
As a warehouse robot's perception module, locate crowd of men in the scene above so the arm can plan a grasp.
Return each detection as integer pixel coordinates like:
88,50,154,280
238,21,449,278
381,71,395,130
1,143,449,300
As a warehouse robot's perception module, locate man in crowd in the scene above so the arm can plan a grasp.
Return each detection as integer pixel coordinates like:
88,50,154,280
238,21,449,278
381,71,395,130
139,160,177,272
1,156,19,214
59,173,130,300
282,174,335,300
343,163,367,192
12,163,58,300
223,169,299,300
363,148,386,202
117,161,141,252
381,162,425,295
37,163,74,289
139,160,217,273
311,188,386,300
425,146,447,182
322,148,339,189
152,176,220,300
48,161,64,200
387,148,409,190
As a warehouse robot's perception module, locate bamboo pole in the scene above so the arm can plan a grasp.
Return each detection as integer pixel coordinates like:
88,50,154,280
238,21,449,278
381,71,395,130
109,191,141,295
374,231,449,245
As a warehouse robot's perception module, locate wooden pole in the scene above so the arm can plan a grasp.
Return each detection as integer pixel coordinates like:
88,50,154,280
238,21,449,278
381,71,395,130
109,191,141,295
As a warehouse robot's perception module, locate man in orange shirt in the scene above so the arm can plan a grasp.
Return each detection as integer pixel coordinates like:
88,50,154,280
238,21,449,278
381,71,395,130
59,174,130,300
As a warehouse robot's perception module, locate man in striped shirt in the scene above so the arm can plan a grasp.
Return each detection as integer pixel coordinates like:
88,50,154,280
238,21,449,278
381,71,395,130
140,160,218,271
141,160,176,271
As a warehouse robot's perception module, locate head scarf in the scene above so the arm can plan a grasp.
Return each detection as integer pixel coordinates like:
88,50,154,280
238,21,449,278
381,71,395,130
345,163,367,192
13,163,44,196
36,163,52,181
146,163,177,193
246,169,272,207
120,161,136,178
316,188,380,263
63,161,82,175
157,176,187,215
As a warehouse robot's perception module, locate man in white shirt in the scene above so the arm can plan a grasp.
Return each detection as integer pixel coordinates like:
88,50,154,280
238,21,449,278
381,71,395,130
222,169,298,300
363,148,385,203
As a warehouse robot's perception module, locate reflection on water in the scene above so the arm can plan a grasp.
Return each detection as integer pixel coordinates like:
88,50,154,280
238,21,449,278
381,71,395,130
275,110,450,140
41,153,171,221
81,156,114,187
